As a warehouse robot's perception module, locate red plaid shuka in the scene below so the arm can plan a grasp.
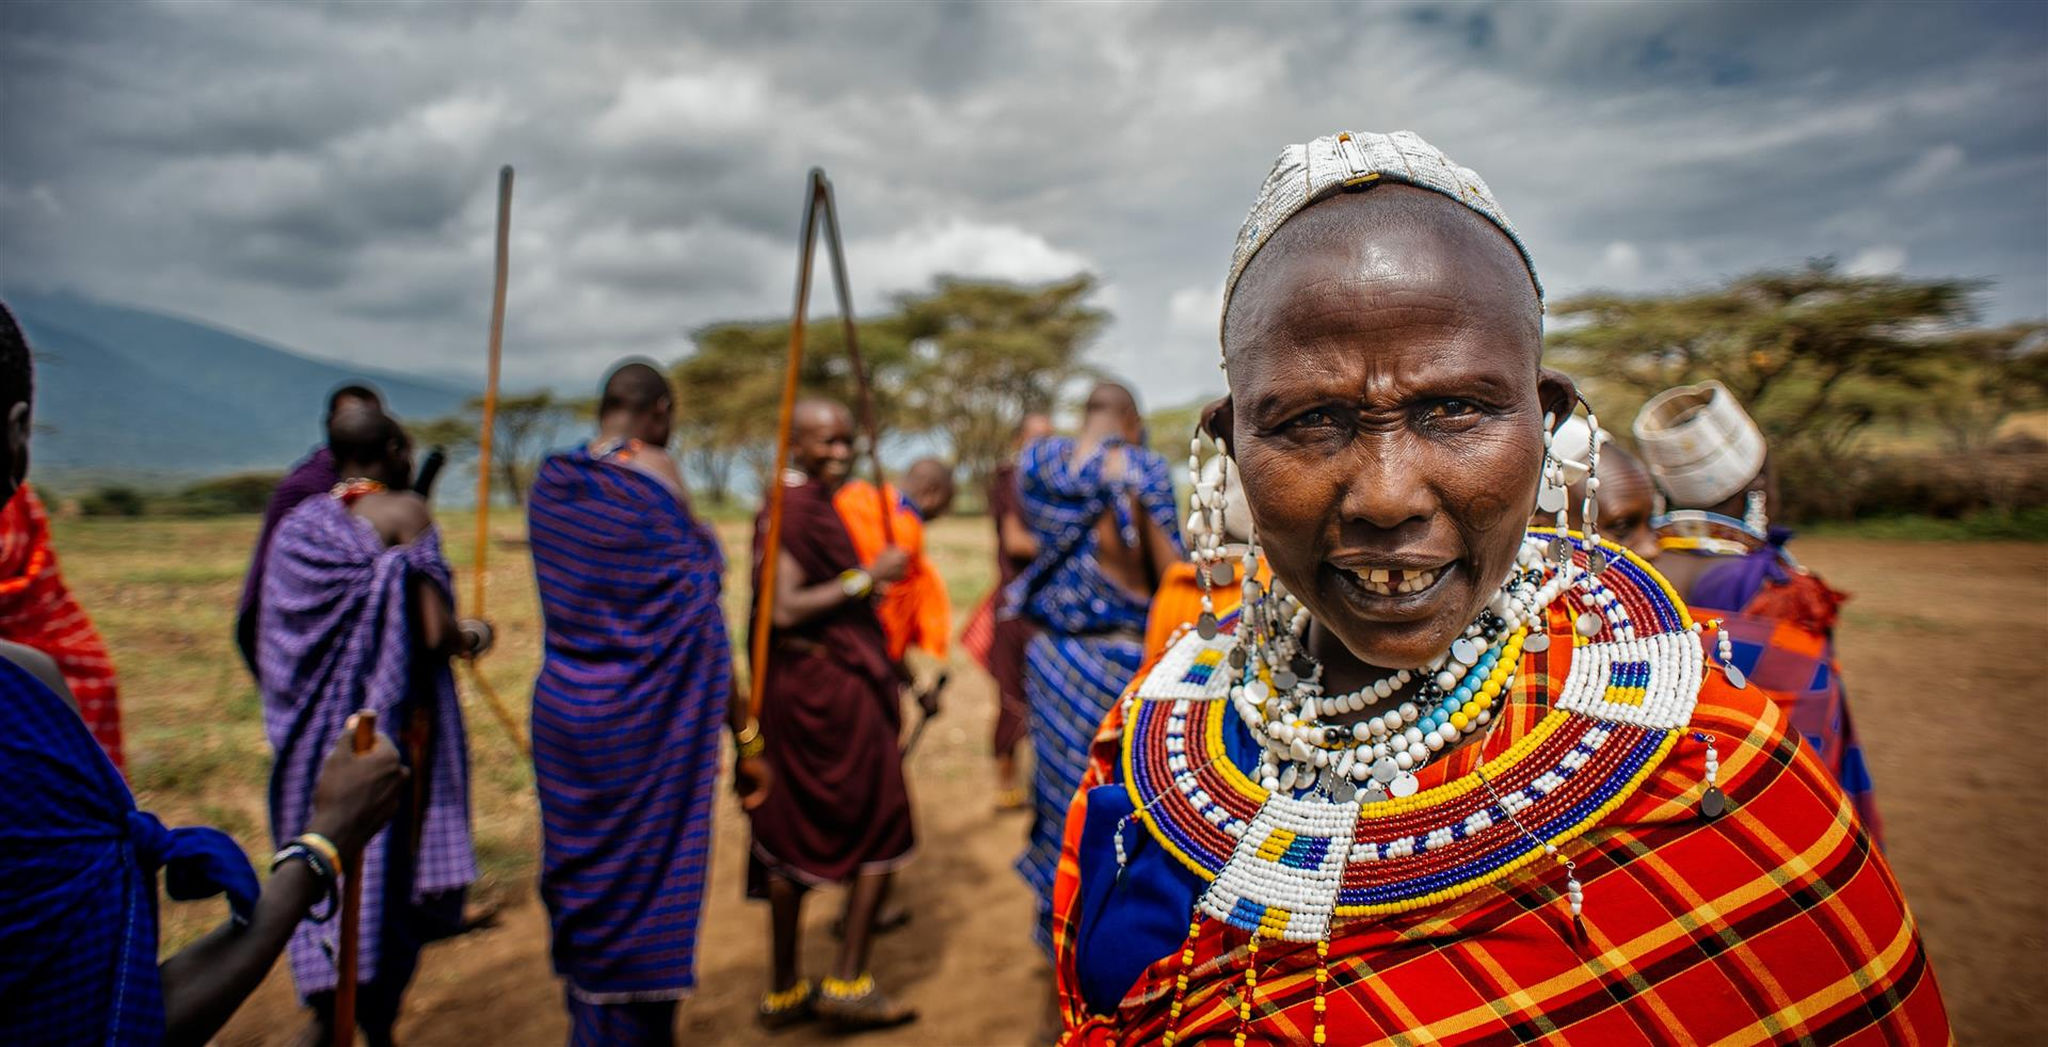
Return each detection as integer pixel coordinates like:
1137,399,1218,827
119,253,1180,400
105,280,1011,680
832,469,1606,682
0,486,123,770
1053,620,1950,1045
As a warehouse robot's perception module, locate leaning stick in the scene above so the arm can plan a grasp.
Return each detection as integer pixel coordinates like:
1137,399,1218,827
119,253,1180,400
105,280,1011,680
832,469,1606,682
748,171,824,723
465,165,530,756
335,710,379,1044
814,173,895,545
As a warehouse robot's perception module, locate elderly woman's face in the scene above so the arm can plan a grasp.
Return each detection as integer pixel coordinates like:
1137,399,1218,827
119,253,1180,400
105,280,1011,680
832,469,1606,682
1223,187,1565,669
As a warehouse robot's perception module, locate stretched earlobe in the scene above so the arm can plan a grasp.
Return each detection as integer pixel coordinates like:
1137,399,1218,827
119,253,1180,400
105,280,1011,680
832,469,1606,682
1200,396,1234,454
1536,369,1577,432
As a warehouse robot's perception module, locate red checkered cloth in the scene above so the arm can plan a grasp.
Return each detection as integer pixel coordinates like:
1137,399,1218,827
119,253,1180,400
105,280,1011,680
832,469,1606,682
962,589,997,673
0,486,123,771
1053,623,1950,1045
1697,598,1884,848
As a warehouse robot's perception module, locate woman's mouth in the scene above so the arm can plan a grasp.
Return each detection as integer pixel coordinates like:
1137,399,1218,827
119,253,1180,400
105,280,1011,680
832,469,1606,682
1351,566,1442,597
1324,559,1460,620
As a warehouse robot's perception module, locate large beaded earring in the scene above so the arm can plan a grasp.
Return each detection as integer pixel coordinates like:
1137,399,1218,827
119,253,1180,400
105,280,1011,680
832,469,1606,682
1537,413,1572,566
1187,427,1236,640
1577,395,1610,577
1743,488,1769,536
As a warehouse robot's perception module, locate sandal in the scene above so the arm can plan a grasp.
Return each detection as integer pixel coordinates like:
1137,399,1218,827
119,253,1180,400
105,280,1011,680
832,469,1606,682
757,979,817,1030
817,973,918,1032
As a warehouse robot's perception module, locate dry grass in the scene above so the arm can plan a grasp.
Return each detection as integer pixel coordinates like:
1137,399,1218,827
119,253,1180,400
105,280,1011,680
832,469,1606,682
48,510,1005,955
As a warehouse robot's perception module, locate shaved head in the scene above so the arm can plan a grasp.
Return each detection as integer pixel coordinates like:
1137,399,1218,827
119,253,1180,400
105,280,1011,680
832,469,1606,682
1224,185,1543,367
903,457,957,520
1082,381,1142,443
601,360,671,415
791,398,855,490
598,358,675,446
328,403,410,485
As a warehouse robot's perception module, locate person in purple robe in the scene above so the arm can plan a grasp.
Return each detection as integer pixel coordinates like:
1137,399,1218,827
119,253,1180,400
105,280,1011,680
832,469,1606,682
259,405,489,1046
235,384,384,680
528,362,760,1046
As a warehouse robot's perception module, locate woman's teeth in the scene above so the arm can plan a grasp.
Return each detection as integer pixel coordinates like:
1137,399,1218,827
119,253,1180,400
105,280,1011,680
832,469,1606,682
1355,567,1441,596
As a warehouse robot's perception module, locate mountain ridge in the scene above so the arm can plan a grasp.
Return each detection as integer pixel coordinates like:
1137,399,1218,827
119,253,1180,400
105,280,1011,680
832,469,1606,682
5,290,472,487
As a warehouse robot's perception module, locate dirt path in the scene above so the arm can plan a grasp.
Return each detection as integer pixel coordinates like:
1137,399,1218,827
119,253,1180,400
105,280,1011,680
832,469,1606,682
198,536,2045,1045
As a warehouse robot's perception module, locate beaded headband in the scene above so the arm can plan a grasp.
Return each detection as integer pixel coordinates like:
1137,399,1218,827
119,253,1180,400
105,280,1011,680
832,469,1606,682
1221,129,1543,341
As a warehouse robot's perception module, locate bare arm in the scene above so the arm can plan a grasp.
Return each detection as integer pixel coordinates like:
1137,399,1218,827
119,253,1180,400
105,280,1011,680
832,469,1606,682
1133,493,1183,586
771,549,861,630
161,729,407,1046
998,507,1039,562
412,574,463,659
159,860,322,1045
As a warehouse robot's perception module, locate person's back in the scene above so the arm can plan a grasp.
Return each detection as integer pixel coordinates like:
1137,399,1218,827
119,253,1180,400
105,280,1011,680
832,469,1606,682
526,360,739,1044
1635,381,1881,842
1006,381,1183,959
256,408,479,1045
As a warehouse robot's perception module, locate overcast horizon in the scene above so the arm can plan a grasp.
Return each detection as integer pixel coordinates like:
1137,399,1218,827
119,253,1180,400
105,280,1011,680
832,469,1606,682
3,0,2044,410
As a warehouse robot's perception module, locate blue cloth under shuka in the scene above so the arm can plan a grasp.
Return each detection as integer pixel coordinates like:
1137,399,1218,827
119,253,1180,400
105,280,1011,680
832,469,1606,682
0,655,258,1046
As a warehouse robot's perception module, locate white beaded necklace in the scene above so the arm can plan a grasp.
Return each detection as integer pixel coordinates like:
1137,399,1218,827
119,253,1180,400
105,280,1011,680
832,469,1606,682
1223,535,1591,803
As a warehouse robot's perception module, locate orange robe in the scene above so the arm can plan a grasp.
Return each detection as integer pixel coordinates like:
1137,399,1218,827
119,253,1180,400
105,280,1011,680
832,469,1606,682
834,480,951,662
0,486,123,770
1142,558,1272,663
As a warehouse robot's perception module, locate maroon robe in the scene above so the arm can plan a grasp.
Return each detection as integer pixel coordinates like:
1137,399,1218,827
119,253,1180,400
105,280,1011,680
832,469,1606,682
988,462,1033,756
747,478,914,890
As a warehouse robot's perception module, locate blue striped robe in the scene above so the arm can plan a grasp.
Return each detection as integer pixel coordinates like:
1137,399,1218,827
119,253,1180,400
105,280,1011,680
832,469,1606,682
1006,436,1180,955
528,449,733,1014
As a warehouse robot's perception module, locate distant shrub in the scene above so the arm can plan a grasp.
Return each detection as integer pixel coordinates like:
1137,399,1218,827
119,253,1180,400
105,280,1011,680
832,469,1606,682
155,472,281,516
80,486,147,517
1779,447,2048,523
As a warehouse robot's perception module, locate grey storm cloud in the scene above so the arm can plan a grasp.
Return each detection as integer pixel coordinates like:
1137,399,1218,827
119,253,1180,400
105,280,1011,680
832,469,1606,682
1,0,2042,406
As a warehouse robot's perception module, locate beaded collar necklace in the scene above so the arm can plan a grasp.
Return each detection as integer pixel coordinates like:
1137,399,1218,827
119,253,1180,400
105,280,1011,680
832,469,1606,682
1653,509,1767,559
1121,531,1717,1045
330,477,387,506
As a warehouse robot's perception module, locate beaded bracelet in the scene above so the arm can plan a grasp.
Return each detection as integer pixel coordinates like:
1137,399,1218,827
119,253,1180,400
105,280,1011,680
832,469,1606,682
271,842,339,924
734,720,766,759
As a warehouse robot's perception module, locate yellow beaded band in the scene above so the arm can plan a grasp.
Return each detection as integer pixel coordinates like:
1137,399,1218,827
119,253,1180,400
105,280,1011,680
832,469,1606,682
759,979,812,1013
820,972,875,1000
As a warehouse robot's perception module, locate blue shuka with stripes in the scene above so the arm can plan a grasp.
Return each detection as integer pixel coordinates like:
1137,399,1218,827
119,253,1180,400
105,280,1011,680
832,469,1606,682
528,448,733,1006
1005,435,1180,957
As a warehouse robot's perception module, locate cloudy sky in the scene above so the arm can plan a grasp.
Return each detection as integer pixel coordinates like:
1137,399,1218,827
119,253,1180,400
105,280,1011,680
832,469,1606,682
3,0,2043,409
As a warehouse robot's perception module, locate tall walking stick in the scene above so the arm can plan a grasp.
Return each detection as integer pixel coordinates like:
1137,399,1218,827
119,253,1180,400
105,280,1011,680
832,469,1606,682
465,164,530,757
748,169,894,721
335,710,379,1043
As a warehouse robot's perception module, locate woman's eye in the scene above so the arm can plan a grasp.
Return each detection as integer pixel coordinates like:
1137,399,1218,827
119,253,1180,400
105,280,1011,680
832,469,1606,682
1423,399,1485,424
1290,409,1341,430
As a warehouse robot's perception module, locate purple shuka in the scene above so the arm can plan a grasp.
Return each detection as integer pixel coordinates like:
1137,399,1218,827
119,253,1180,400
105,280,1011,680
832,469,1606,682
259,493,475,998
236,447,339,676
528,448,731,1009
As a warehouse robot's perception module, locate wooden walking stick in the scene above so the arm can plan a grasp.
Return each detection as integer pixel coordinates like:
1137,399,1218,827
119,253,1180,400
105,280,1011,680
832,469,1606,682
748,168,895,722
335,709,379,1044
464,164,530,757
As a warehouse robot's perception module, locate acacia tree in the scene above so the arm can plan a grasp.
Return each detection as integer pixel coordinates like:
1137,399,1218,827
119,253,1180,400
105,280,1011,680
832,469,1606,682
419,392,573,506
1545,260,2047,517
675,312,915,498
894,274,1105,491
1548,261,1987,462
